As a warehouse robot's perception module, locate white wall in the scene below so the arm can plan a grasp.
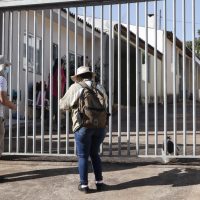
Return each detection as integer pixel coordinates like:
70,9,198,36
140,52,163,103
166,39,200,101
166,41,180,96
4,10,102,116
125,25,164,53
128,24,200,102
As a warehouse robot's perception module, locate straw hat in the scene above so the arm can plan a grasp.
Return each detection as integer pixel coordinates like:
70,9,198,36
0,55,12,72
71,66,95,82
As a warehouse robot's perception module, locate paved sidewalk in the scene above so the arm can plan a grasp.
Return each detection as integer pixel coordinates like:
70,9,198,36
0,160,200,200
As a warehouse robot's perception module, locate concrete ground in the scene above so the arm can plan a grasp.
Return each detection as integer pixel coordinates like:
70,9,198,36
1,158,200,200
2,103,200,200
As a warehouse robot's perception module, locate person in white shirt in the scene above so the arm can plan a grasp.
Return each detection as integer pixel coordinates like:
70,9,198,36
0,56,16,159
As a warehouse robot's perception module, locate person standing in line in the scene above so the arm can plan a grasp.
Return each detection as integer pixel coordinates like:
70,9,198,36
0,56,16,181
60,66,108,193
48,58,66,129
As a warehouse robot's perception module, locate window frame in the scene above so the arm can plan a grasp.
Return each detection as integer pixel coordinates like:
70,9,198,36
23,32,42,75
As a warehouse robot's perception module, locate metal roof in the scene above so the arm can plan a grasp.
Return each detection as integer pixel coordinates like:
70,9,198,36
0,0,162,11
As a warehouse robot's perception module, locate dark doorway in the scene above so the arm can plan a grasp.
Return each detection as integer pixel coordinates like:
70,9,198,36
114,35,136,106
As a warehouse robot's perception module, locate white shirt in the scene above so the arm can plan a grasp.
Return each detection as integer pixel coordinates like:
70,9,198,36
0,76,7,117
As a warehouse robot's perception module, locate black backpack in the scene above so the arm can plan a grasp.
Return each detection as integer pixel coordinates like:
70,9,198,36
163,136,174,154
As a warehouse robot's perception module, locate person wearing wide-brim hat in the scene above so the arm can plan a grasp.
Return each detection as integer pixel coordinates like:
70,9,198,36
0,56,16,163
60,65,108,193
70,65,96,82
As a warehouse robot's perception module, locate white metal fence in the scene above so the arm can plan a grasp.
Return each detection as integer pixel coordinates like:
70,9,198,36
1,0,200,159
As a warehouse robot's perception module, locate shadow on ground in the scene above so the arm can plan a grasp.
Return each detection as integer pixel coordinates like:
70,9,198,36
103,168,200,191
1,161,200,190
1,162,150,183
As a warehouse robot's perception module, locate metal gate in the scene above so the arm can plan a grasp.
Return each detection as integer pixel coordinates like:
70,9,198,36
0,0,200,159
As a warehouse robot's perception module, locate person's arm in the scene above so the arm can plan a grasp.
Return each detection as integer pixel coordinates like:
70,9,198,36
59,83,82,111
0,91,16,110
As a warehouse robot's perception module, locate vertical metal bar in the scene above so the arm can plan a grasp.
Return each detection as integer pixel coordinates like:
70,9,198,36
118,4,121,156
92,6,95,72
100,5,103,85
192,0,196,156
163,0,167,155
16,11,21,153
57,9,61,154
49,9,53,154
136,2,139,156
75,7,77,73
173,0,177,155
189,60,191,95
33,11,36,153
41,10,45,154
24,11,29,153
74,7,77,155
127,3,130,156
197,66,199,94
145,1,148,155
182,0,186,156
2,12,5,56
109,4,112,156
8,11,13,153
66,8,69,154
83,6,86,67
154,0,158,155
100,5,104,154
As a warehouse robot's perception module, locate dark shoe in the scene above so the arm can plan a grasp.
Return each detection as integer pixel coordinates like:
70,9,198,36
78,184,89,194
0,176,5,183
96,183,107,191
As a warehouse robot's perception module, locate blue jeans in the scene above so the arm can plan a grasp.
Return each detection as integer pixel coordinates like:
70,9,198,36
75,127,106,185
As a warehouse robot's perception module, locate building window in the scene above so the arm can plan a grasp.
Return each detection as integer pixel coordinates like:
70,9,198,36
148,55,151,83
141,52,151,83
69,52,82,75
23,33,42,74
53,43,58,61
142,52,145,65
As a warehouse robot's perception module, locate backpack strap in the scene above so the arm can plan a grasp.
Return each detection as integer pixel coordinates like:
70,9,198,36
78,81,104,98
78,81,98,96
78,81,106,108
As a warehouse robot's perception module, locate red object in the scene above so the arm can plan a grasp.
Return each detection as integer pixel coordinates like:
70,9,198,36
52,67,66,97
